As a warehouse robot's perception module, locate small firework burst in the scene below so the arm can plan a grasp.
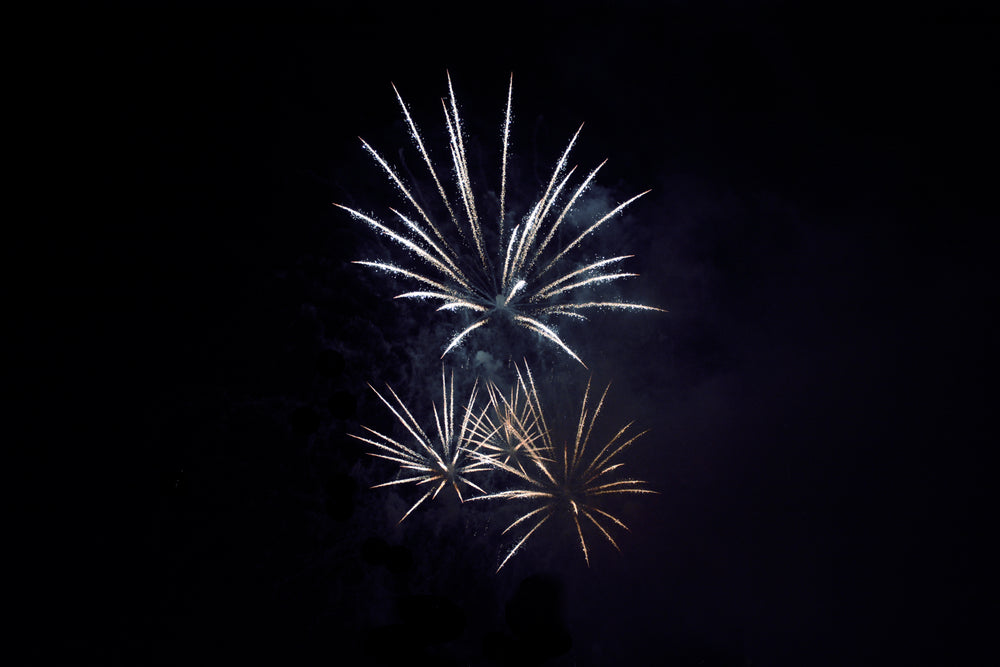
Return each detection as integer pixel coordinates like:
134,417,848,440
467,371,550,479
337,73,663,366
350,369,493,523
470,363,656,571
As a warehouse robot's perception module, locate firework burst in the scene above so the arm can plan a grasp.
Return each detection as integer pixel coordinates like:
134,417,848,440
336,73,664,366
350,369,493,523
469,363,656,571
467,371,550,479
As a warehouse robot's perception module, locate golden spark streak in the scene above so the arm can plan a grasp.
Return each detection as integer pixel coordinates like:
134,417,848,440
496,512,551,573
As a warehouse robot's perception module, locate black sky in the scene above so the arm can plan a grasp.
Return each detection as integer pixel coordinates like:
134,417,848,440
17,2,995,665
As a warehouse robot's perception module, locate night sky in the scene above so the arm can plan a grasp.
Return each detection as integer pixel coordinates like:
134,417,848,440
19,2,995,665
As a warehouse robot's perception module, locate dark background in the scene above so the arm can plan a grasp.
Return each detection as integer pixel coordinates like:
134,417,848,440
17,2,994,665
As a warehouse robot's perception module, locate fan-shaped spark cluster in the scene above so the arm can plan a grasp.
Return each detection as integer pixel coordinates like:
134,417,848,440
336,73,663,366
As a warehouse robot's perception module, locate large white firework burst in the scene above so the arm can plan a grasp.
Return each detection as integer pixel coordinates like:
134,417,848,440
468,363,656,571
350,369,493,523
336,73,663,366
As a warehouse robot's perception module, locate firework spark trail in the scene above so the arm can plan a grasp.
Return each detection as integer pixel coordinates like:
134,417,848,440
337,74,665,365
468,362,656,571
499,73,513,233
350,369,493,522
391,82,461,237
